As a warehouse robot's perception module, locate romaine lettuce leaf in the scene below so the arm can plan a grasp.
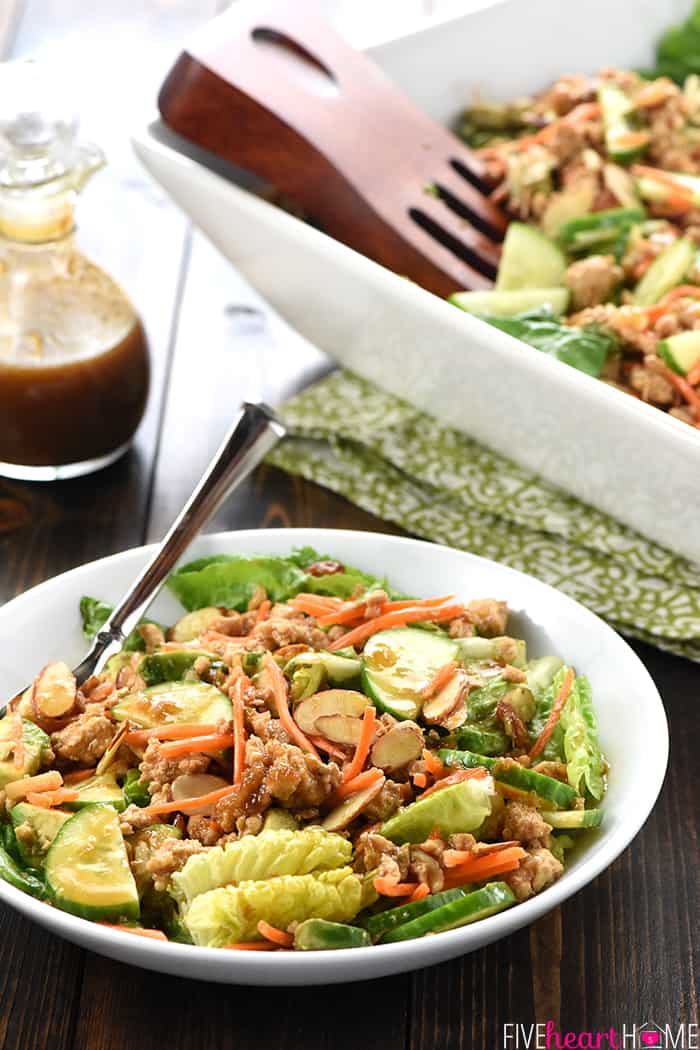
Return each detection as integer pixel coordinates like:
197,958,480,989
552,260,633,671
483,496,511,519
171,828,353,908
560,675,606,800
166,548,391,612
78,597,160,652
183,868,363,947
480,308,617,378
528,667,567,761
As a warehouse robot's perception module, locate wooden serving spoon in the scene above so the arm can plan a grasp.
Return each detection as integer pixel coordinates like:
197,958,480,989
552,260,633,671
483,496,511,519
158,0,506,297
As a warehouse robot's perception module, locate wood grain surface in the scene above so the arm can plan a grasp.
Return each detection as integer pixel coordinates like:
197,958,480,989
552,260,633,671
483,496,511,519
0,3,697,1049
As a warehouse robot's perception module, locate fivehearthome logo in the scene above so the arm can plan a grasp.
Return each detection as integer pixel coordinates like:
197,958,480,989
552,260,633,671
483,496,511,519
502,1021,699,1049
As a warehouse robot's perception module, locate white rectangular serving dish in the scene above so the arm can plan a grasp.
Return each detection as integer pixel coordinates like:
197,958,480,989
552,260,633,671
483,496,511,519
133,0,700,564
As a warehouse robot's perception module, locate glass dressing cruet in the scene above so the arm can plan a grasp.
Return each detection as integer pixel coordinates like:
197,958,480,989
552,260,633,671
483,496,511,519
0,61,149,481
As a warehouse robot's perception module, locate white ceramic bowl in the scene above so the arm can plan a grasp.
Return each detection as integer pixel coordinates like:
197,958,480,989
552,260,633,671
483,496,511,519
0,529,667,985
133,0,700,565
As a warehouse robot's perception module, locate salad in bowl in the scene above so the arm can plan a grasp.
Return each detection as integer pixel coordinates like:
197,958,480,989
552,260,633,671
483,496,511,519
0,548,605,952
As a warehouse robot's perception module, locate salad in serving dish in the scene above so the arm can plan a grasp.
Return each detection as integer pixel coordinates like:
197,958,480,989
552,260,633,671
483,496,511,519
450,3,700,428
0,548,605,951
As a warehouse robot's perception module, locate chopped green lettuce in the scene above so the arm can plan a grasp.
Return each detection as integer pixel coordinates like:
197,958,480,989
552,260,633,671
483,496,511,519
166,547,391,612
528,667,567,761
183,868,363,947
171,828,353,908
79,597,162,652
480,308,617,378
642,3,700,83
560,676,606,800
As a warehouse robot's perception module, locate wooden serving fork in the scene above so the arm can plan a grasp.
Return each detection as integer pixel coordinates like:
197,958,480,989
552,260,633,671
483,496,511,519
158,0,506,297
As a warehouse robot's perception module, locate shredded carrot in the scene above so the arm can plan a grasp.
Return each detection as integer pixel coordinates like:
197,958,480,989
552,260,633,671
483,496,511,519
443,847,527,888
256,600,272,623
373,877,419,897
257,920,294,948
125,723,220,747
632,165,695,196
334,766,384,801
612,131,650,150
408,883,431,903
529,667,575,759
139,783,236,818
412,772,428,789
659,363,700,419
288,594,343,618
158,733,235,760
422,749,447,779
308,735,347,762
418,768,488,800
513,102,601,151
443,841,520,867
5,770,63,801
100,924,168,941
342,705,377,783
421,660,459,700
232,675,248,788
222,942,279,951
329,604,465,652
654,285,700,311
63,767,97,784
686,360,700,387
317,594,456,628
633,256,654,281
26,788,79,807
264,653,320,757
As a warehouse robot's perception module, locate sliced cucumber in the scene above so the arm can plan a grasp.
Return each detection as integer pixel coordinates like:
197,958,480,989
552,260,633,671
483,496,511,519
111,681,232,729
129,824,183,898
294,918,370,950
262,809,299,832
365,887,469,940
381,882,516,943
380,776,494,845
438,749,577,809
495,223,567,291
635,169,700,209
632,238,695,305
138,650,219,687
45,804,139,921
10,803,71,868
540,808,602,829
558,207,645,253
284,651,362,687
454,635,526,668
525,656,564,697
598,83,650,164
0,717,51,788
361,627,457,721
658,330,700,375
65,773,125,813
450,287,570,318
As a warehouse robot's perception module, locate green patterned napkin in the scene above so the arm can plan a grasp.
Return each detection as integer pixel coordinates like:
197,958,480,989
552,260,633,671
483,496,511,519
267,370,700,661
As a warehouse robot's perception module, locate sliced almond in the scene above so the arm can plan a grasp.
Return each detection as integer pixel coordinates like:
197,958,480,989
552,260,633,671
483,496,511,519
294,689,369,736
95,722,129,775
32,661,77,719
422,670,469,724
321,776,385,832
315,713,372,746
370,722,423,772
171,773,230,815
168,607,222,643
442,700,468,732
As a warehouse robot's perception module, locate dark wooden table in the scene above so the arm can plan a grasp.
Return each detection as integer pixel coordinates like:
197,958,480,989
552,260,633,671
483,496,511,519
0,3,698,1048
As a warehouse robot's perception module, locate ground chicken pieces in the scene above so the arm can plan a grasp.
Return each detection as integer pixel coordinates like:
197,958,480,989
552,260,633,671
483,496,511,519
466,599,509,637
248,617,330,653
139,739,211,803
362,780,412,824
146,839,207,893
50,711,115,767
565,254,623,310
500,800,553,847
504,846,564,902
208,736,341,839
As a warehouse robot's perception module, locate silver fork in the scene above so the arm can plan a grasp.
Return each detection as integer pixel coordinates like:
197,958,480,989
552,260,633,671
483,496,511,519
5,401,285,709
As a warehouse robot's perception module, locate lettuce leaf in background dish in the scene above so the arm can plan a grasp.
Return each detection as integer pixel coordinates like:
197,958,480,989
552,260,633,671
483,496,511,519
641,1,700,83
560,675,606,800
479,308,617,378
166,547,392,612
78,597,162,651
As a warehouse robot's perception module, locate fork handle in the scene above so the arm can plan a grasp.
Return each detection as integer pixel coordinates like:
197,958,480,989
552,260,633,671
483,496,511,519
76,402,285,679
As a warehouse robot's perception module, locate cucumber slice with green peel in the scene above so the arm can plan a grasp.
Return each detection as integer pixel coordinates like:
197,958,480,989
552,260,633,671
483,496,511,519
658,330,700,375
598,83,650,163
450,287,570,318
361,627,457,721
10,803,71,868
0,717,51,788
525,656,565,697
294,918,370,950
138,650,219,687
632,238,695,305
438,749,577,809
635,169,700,208
111,681,232,729
284,651,362,687
381,882,516,943
365,887,470,940
45,804,139,921
559,207,646,253
65,773,125,813
495,224,567,291
540,808,603,829
454,635,527,668
380,776,494,845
